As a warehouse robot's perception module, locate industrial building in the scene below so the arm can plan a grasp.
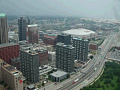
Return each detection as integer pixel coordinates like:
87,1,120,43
0,13,8,44
56,43,75,73
72,37,88,62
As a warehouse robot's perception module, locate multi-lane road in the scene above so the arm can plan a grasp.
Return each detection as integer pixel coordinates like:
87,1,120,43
40,32,117,90
57,32,117,90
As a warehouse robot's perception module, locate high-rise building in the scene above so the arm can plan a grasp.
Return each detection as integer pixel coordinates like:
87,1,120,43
20,48,39,83
18,17,30,41
56,43,75,73
72,38,88,62
0,59,23,90
57,34,71,45
27,24,38,44
0,13,8,44
0,42,19,64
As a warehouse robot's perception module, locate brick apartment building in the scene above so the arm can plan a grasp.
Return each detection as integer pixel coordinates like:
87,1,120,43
0,43,19,64
43,35,57,45
36,49,48,66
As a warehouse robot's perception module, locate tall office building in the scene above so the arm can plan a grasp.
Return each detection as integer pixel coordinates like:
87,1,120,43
72,37,88,62
18,17,30,41
20,48,39,83
57,34,71,45
56,43,75,73
27,24,38,44
0,13,8,44
0,59,23,90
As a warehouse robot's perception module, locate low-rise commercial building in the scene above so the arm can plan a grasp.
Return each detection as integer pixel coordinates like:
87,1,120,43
50,71,67,82
39,65,53,76
89,43,98,55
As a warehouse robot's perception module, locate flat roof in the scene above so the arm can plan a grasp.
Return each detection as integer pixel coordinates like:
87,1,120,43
56,42,74,49
0,42,18,48
50,70,67,77
27,85,35,89
27,24,37,27
0,13,6,18
73,37,88,41
63,28,96,36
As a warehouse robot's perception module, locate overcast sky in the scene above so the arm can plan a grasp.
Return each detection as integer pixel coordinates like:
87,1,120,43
0,0,120,19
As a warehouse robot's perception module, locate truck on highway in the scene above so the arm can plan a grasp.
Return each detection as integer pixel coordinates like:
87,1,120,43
73,79,79,84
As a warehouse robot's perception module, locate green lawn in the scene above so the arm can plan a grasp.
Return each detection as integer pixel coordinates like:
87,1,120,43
81,61,120,90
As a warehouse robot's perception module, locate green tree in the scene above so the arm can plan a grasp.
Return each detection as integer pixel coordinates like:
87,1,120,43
37,84,41,88
0,81,4,84
4,84,7,87
67,74,70,78
102,85,105,90
42,82,44,86
110,81,115,87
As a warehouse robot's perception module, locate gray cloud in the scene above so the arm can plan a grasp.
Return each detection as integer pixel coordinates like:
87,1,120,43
0,0,119,18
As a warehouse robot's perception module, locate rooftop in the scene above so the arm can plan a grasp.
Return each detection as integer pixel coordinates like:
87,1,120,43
36,49,48,53
27,24,37,27
44,35,56,39
73,37,88,41
56,42,74,49
0,42,18,48
5,65,15,71
63,28,96,36
0,13,6,18
11,57,20,63
27,85,35,89
50,70,67,77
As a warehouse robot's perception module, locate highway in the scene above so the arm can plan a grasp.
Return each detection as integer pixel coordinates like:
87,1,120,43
57,32,117,90
40,32,117,90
